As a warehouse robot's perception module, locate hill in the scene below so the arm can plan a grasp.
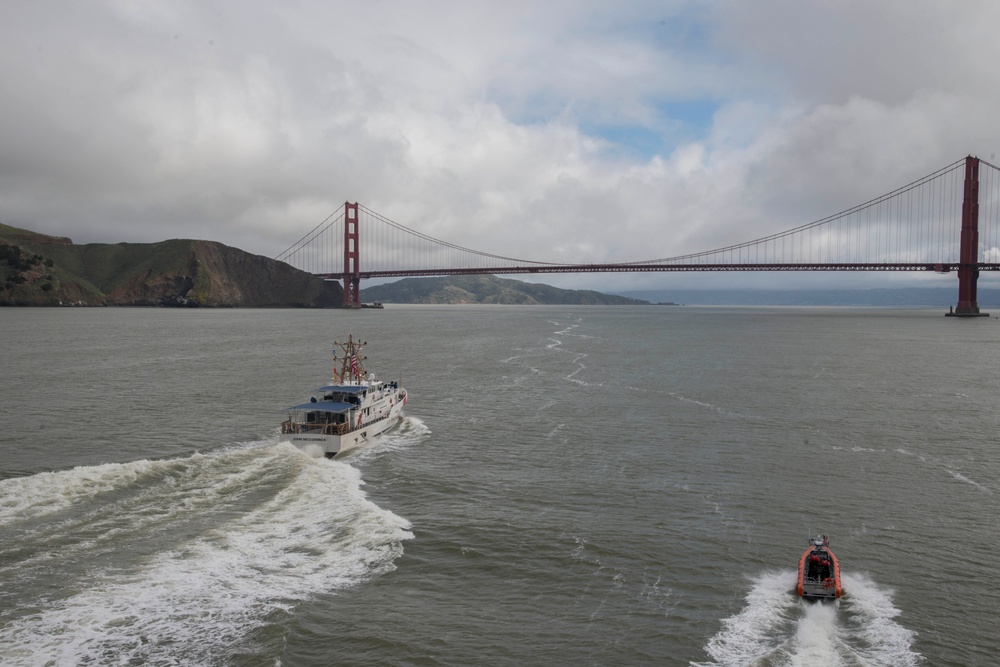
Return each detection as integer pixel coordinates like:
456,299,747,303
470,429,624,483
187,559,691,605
0,223,341,307
361,275,649,305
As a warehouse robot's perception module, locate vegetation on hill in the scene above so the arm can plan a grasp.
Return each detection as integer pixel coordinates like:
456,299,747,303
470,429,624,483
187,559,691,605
361,275,649,305
0,223,341,307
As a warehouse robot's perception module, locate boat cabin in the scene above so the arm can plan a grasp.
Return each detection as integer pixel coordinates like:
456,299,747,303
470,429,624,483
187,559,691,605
318,380,401,404
281,400,353,436
318,384,369,405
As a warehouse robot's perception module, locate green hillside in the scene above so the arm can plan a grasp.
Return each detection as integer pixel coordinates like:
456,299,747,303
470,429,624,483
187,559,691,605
361,275,649,305
0,223,341,307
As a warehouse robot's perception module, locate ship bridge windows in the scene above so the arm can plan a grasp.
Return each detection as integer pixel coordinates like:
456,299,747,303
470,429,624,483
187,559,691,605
304,411,348,425
324,392,360,404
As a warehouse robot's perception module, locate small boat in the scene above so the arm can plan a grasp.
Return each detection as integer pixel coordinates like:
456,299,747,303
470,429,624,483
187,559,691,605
797,534,843,600
280,335,407,458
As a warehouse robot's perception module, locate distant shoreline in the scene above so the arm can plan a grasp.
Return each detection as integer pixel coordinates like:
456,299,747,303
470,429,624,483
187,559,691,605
613,287,1000,308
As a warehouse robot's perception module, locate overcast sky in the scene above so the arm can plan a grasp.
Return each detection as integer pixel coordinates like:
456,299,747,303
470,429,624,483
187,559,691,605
3,0,999,291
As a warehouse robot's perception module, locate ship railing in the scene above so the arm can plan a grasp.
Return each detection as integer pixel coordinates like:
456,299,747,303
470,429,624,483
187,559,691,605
358,410,397,429
281,421,350,435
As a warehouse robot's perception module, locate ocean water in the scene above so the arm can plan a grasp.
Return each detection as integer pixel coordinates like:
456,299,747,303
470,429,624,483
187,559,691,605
1,305,998,666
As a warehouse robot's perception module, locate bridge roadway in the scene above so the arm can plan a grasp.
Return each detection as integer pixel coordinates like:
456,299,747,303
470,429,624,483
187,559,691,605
318,262,1000,281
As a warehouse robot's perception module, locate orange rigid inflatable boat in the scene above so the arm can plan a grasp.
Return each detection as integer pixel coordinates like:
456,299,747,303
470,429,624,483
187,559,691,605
797,535,842,600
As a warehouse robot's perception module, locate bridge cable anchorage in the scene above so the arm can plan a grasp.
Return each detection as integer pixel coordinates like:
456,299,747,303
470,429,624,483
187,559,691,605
280,156,998,315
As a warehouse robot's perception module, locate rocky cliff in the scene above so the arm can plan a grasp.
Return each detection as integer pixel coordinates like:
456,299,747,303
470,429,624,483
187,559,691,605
0,223,341,307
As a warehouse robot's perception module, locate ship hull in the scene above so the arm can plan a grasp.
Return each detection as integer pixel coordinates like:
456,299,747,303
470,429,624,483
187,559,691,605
797,544,842,600
280,397,405,458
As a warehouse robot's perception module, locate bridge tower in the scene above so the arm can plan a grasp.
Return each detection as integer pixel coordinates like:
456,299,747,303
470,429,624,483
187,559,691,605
948,156,988,317
343,201,361,308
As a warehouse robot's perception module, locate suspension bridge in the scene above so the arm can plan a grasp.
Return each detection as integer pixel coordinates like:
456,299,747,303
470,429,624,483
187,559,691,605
275,156,1000,315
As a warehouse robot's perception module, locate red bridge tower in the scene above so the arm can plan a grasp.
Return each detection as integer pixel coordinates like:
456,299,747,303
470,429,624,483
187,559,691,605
948,156,988,317
343,202,361,308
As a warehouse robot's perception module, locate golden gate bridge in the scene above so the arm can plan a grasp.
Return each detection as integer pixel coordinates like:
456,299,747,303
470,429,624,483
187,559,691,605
275,156,1000,315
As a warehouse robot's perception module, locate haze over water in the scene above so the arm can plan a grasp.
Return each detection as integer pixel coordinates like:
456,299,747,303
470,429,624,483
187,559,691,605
2,305,997,666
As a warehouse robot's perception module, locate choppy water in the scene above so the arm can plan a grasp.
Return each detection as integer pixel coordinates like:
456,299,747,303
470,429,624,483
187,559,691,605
2,305,999,666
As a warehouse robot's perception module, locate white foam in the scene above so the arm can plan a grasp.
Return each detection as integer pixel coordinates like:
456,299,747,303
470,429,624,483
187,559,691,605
892,448,992,493
945,469,991,493
299,443,326,459
399,415,430,435
343,415,430,466
667,391,748,419
0,457,163,524
785,603,845,667
0,443,413,665
694,570,920,667
839,572,920,667
695,570,798,666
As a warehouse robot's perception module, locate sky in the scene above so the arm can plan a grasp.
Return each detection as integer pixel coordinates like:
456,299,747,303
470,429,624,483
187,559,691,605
3,0,1000,292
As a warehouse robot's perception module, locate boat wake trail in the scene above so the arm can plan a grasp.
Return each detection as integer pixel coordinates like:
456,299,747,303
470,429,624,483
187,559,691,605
346,416,431,464
0,443,413,666
692,571,919,667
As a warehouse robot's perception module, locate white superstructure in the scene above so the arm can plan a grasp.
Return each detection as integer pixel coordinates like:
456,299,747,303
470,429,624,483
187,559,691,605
280,335,407,458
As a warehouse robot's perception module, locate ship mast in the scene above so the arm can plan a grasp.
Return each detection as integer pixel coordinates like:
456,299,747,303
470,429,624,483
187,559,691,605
331,334,367,384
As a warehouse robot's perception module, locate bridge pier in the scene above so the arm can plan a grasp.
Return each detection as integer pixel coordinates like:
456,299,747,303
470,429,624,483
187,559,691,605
946,156,989,317
343,201,361,308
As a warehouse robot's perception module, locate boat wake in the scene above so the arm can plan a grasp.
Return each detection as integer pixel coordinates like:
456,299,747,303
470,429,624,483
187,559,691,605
0,443,413,666
692,571,919,667
344,416,431,465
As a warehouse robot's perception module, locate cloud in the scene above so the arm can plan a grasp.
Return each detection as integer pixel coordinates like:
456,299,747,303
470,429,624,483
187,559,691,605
1,0,999,291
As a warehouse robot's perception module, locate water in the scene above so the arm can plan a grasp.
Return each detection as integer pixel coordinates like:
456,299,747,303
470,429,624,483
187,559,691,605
1,305,998,666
